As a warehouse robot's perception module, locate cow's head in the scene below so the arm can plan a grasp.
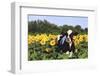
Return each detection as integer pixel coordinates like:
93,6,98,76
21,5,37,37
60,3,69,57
67,30,74,42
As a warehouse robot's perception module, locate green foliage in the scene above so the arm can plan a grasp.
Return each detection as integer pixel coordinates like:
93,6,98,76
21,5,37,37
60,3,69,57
28,42,88,60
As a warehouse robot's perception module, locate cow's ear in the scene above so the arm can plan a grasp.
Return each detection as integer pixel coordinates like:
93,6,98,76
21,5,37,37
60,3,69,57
70,32,74,38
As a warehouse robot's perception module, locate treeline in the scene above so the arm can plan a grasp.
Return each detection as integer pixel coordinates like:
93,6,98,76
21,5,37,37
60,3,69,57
28,19,88,35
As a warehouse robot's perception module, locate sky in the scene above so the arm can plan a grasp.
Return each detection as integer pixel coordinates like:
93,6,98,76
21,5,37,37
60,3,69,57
28,15,88,29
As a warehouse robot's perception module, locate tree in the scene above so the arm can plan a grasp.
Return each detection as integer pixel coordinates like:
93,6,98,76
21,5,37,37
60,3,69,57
28,20,88,35
84,28,88,34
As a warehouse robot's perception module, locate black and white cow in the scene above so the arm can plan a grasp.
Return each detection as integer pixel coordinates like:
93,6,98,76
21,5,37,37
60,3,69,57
57,30,75,57
67,30,75,57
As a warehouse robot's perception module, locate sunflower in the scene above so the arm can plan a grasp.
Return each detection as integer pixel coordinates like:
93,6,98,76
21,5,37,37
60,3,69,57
28,35,35,44
50,40,56,46
74,39,80,46
40,40,46,45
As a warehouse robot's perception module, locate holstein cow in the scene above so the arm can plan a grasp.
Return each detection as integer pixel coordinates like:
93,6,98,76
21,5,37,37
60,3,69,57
57,30,75,57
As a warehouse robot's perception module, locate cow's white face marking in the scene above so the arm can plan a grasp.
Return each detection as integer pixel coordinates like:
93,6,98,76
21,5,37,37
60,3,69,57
67,30,73,48
67,30,72,43
67,30,72,35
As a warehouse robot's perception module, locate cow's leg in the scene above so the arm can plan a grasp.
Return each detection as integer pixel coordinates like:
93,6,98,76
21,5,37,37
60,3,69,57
69,52,73,57
66,51,69,54
68,43,73,57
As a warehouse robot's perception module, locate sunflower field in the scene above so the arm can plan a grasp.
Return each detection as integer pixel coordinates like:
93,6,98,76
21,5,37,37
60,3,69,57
28,34,88,60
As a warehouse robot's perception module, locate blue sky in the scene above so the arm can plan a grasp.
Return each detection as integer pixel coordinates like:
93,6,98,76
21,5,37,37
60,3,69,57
28,15,88,29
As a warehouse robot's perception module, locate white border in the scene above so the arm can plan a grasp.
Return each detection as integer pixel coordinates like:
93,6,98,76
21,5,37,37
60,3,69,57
11,2,97,74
